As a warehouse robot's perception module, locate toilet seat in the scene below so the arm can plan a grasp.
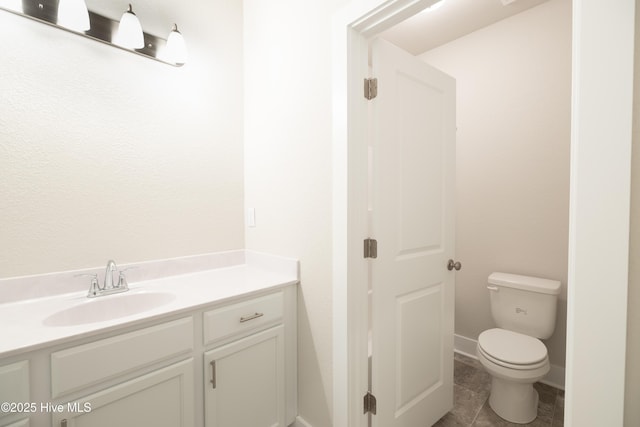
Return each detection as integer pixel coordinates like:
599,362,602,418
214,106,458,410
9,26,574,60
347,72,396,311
478,328,548,370
478,344,549,371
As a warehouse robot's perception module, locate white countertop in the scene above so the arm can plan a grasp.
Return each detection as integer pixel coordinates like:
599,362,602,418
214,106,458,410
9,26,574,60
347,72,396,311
0,251,298,358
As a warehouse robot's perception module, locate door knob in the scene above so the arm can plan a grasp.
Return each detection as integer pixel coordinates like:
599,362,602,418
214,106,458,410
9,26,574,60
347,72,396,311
447,259,462,271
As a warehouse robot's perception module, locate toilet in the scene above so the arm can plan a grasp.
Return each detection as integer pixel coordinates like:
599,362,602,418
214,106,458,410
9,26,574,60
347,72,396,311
476,272,561,424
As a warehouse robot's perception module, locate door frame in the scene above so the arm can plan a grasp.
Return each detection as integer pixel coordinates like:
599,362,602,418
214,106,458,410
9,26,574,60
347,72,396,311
331,1,635,426
332,3,440,427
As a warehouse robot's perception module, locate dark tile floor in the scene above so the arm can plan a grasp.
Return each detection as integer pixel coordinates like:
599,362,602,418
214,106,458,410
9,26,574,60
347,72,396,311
434,353,564,427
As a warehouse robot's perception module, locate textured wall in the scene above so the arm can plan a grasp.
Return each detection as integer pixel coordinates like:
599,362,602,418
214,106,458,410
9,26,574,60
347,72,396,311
419,0,571,368
0,0,244,277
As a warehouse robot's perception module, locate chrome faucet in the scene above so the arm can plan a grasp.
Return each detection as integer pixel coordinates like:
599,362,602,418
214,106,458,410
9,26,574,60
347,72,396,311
76,260,131,298
104,259,117,290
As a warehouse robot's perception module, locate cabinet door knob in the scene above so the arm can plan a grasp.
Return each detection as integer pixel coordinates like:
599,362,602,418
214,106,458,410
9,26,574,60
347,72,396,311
447,259,462,271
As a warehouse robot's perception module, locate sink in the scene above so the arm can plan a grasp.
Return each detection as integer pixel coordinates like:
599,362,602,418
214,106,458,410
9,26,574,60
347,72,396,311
43,291,176,327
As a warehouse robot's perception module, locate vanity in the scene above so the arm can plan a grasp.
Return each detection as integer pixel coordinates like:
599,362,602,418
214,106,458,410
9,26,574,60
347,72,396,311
0,251,298,427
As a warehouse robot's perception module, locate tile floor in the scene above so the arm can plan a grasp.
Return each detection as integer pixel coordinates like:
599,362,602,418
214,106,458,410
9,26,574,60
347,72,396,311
434,353,564,427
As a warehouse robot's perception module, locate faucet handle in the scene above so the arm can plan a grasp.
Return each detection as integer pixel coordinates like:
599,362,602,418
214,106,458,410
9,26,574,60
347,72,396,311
75,273,101,297
117,271,129,290
116,266,138,290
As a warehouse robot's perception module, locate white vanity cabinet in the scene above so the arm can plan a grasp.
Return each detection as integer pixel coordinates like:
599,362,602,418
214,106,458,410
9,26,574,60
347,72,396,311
202,291,290,427
0,283,297,427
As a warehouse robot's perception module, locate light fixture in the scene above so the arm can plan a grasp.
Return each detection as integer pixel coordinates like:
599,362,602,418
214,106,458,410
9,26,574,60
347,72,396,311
114,4,144,49
57,0,90,32
0,1,184,66
166,24,187,65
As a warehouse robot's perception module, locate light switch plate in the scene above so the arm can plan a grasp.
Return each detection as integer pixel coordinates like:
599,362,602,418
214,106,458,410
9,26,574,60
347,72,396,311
247,208,256,227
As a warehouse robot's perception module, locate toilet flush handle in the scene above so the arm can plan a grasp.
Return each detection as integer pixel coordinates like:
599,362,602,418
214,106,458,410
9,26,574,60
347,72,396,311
487,286,499,292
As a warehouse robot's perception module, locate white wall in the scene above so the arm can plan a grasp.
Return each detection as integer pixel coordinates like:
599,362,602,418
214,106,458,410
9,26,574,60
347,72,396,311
243,1,350,425
0,0,244,278
418,0,571,369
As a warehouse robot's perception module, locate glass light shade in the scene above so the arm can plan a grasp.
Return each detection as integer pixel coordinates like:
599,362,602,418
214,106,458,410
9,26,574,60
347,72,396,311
57,0,90,32
114,4,144,49
166,24,187,64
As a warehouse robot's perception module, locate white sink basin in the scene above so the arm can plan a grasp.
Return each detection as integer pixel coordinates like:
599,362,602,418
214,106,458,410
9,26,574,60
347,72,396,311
43,291,176,327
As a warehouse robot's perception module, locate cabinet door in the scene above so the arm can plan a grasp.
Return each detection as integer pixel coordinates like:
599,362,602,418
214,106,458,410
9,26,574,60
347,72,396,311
0,361,29,427
51,358,194,427
204,326,284,427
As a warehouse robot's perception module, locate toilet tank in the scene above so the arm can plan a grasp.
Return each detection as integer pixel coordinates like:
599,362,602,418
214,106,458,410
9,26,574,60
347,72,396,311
488,272,561,339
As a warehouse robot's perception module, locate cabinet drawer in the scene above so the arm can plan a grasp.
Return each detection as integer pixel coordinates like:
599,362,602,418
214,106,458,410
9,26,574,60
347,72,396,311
51,317,193,398
0,361,29,424
204,291,283,345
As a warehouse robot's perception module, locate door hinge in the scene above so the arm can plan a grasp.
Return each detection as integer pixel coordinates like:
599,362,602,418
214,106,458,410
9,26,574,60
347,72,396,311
364,391,377,415
364,78,378,100
364,238,378,259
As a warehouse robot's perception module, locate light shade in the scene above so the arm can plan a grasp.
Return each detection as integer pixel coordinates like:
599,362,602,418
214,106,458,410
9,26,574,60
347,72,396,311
114,4,144,49
166,24,187,65
57,0,90,32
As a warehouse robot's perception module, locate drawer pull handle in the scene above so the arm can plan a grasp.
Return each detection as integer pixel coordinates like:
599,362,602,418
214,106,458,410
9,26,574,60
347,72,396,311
240,312,264,323
210,360,216,389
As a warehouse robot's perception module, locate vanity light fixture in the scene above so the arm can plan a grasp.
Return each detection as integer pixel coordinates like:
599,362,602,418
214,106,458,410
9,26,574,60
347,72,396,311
114,3,144,49
0,1,187,66
57,0,90,32
165,24,187,65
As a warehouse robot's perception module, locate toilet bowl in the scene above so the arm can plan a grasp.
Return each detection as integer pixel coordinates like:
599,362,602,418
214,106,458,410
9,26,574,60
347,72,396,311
477,328,550,424
478,272,560,424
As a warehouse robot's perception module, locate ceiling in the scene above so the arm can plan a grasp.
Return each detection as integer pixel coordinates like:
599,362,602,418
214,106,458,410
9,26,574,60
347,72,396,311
380,0,550,55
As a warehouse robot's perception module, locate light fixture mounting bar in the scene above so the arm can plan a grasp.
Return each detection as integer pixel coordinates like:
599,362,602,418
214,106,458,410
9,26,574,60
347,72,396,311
0,4,182,67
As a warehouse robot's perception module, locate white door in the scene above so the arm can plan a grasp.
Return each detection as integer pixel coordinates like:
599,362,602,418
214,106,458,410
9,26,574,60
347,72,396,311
370,38,456,427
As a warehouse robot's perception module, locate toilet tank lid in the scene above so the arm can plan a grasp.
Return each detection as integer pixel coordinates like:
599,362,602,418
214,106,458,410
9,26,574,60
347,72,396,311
488,272,561,295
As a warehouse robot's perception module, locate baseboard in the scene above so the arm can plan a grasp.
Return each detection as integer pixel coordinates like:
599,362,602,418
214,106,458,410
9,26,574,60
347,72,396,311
542,363,566,390
292,415,313,427
454,333,565,390
454,333,479,359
